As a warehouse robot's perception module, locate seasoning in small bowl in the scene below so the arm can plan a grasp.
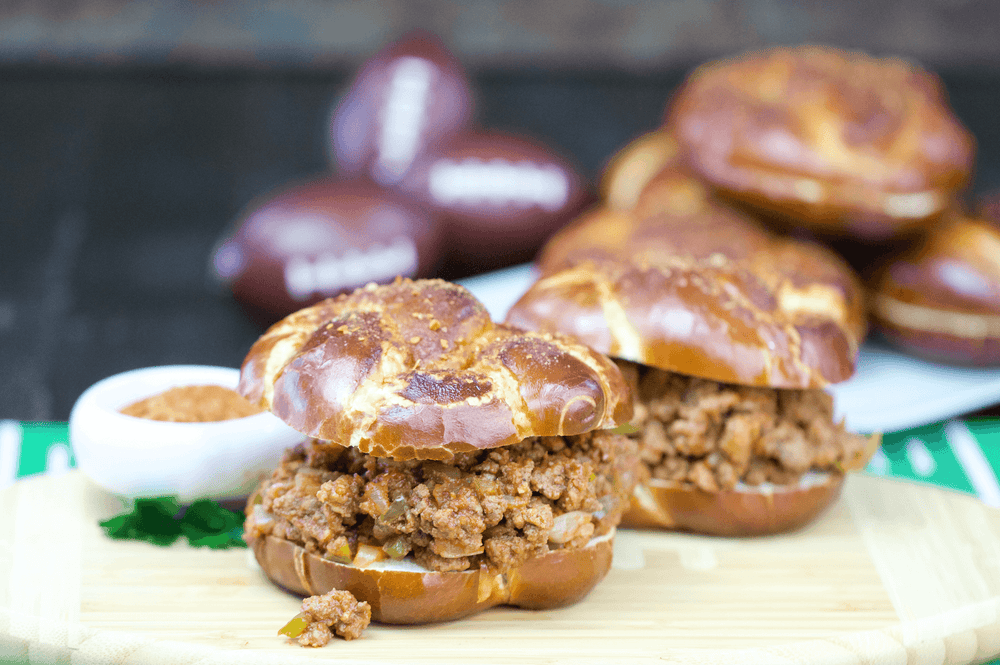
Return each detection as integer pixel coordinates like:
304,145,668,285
70,365,307,502
119,384,263,422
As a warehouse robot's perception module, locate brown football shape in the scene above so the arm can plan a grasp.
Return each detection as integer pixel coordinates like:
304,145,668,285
667,45,975,241
329,30,474,187
213,178,441,322
400,130,591,275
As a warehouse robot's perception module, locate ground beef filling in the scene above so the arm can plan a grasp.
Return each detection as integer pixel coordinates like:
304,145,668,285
246,431,637,574
619,362,872,491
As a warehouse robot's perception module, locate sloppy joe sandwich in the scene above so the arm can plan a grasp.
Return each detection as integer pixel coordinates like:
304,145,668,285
507,206,878,536
239,278,638,623
665,45,975,241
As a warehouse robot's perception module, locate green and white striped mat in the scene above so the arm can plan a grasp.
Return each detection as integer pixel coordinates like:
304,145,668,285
0,420,75,486
870,418,1000,506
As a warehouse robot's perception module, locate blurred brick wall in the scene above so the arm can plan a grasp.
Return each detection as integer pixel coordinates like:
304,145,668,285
2,0,999,71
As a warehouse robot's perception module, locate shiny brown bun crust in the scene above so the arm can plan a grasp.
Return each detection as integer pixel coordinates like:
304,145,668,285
248,531,614,624
516,211,865,389
870,215,1000,365
599,130,720,226
239,279,632,460
666,46,974,241
600,129,683,212
622,476,843,536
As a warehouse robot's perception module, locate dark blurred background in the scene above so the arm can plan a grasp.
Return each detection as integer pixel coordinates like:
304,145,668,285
5,0,1000,70
3,0,1000,421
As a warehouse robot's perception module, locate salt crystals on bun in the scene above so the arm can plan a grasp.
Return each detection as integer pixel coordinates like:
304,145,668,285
239,278,639,623
507,205,879,537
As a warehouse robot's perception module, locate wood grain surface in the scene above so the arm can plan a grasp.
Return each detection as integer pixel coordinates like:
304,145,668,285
0,471,998,664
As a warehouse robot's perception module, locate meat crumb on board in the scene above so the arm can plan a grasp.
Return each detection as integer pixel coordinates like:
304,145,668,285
279,588,372,646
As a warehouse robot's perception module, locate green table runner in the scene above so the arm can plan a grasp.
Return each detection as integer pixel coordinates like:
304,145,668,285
0,421,76,483
869,418,1000,505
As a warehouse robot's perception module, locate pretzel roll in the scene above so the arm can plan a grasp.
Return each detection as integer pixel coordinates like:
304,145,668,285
240,278,632,460
523,210,865,389
870,214,1000,365
667,46,975,240
600,129,684,211
539,188,767,274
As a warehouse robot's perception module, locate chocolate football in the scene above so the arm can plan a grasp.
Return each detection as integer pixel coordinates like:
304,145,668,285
400,130,591,275
329,30,474,187
213,178,441,321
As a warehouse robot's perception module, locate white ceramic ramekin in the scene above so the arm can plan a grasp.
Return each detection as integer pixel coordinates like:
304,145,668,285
69,365,306,502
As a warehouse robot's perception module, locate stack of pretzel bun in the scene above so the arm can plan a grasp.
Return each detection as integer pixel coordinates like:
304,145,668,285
603,45,999,367
506,154,879,535
664,45,975,242
238,278,639,624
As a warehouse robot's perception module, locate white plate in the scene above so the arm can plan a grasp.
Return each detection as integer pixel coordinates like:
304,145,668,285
458,264,1000,434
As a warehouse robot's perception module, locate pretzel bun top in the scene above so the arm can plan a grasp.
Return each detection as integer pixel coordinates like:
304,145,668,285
666,45,974,240
239,279,633,460
511,208,865,389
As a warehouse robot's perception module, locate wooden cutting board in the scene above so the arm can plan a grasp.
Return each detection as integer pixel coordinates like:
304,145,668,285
1,471,998,665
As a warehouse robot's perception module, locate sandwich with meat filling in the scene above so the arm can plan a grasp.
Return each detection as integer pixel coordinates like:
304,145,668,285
239,278,638,624
505,202,879,536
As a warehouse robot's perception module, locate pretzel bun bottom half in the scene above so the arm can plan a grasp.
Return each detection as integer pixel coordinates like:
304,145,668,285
622,473,845,537
248,530,615,624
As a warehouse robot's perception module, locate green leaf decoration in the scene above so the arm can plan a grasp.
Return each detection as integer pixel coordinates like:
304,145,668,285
99,497,247,549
